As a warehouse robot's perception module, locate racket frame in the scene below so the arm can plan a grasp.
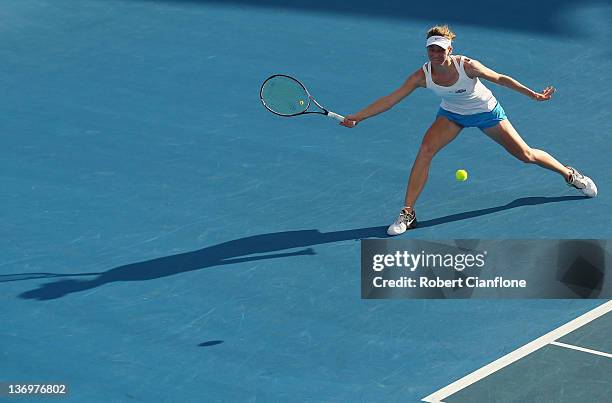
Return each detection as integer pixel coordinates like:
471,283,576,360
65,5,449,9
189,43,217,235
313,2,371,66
259,74,344,121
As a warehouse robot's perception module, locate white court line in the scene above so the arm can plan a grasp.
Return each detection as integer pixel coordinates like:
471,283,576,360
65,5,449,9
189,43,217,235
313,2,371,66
422,300,612,403
550,341,612,359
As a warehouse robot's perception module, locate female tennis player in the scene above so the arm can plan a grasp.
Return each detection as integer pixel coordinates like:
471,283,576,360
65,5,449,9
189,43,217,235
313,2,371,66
340,25,597,236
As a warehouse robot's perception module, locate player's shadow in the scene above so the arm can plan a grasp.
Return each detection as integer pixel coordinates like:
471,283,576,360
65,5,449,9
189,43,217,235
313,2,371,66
13,195,586,300
417,195,588,228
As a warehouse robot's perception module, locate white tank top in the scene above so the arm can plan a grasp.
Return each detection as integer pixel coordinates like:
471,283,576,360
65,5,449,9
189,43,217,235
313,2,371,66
423,56,497,115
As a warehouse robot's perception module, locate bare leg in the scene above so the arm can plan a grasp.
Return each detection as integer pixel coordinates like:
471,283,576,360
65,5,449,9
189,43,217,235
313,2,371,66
481,119,572,180
404,116,463,209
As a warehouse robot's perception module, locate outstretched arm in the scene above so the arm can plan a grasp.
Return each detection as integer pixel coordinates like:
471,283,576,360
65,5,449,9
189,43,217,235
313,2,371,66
340,69,426,128
464,58,555,101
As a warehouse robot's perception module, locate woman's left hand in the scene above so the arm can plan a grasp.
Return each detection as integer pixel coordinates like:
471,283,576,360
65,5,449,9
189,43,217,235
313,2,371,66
532,86,556,101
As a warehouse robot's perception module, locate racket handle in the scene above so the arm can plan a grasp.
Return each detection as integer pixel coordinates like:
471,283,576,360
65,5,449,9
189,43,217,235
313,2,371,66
327,111,345,122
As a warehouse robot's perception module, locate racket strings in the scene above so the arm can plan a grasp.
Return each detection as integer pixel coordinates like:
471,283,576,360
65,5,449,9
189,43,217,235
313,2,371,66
261,76,309,116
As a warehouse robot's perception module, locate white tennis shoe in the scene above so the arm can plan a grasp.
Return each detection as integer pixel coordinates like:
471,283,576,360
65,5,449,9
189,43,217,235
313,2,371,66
566,166,597,197
387,208,418,236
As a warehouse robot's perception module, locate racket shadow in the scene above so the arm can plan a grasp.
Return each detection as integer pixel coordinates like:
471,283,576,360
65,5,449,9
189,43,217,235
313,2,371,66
15,196,586,300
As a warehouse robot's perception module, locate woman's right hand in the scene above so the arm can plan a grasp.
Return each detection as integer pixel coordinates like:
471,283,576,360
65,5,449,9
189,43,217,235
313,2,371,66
340,114,359,128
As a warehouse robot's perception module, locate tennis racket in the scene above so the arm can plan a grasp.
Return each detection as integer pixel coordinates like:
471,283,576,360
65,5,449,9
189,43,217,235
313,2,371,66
259,74,346,123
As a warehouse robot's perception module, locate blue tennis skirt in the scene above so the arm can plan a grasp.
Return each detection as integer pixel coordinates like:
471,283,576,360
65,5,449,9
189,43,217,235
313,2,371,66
437,102,507,129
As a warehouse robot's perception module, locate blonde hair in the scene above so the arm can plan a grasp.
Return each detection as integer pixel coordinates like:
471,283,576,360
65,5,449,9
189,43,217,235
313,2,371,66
426,25,456,40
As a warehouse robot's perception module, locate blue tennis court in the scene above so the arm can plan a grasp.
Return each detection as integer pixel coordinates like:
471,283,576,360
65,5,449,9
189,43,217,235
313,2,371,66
2,1,611,401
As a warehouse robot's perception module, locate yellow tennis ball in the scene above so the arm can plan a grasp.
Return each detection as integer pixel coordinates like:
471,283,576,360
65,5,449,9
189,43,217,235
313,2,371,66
455,169,468,181
299,100,304,105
